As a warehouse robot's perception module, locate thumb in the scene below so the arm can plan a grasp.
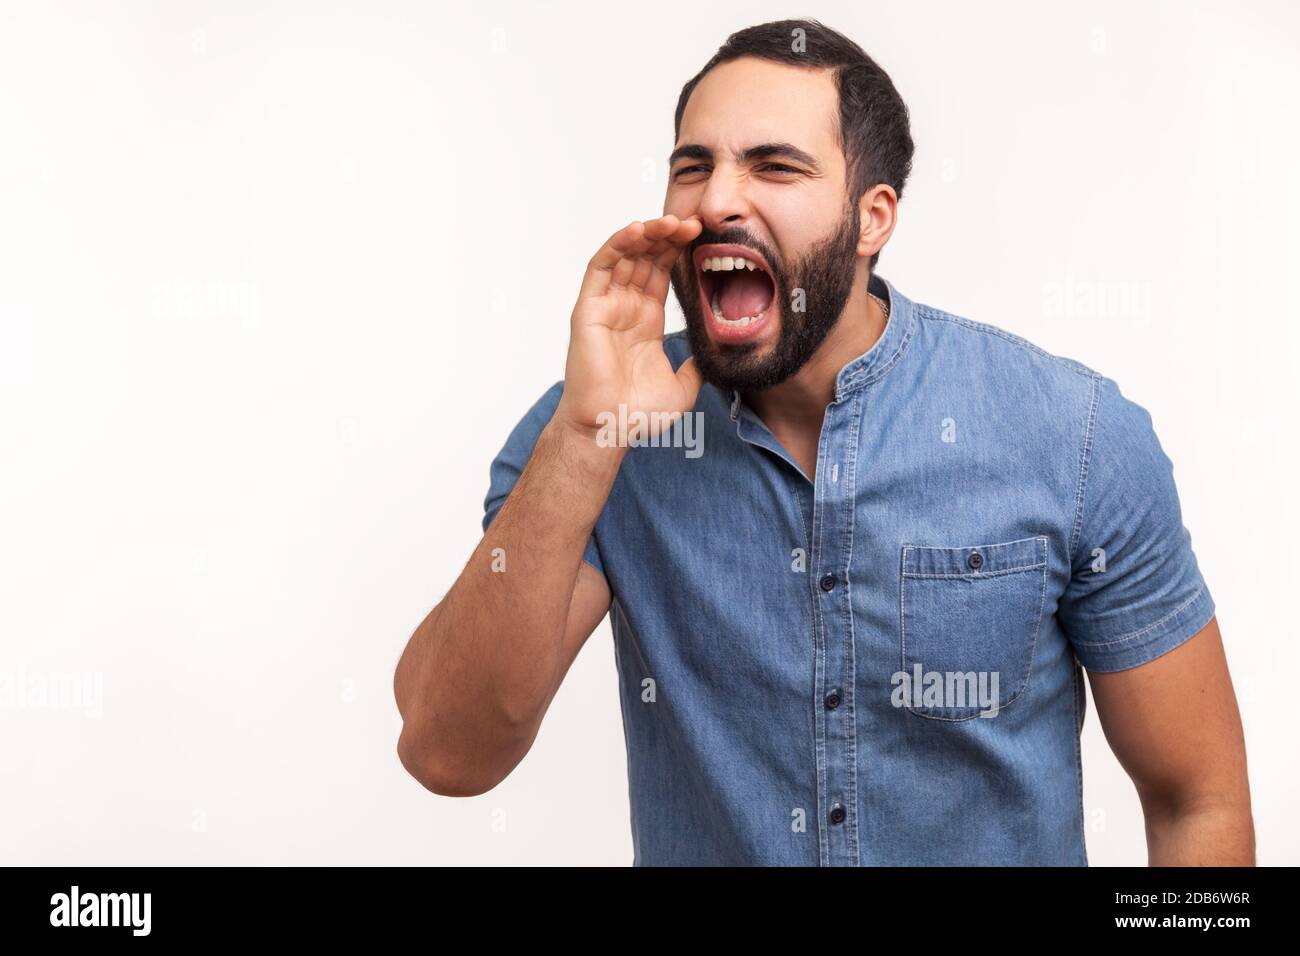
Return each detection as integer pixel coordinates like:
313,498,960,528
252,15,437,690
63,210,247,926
674,355,704,412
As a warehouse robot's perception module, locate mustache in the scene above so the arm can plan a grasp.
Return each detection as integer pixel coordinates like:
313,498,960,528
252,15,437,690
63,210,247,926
691,226,757,248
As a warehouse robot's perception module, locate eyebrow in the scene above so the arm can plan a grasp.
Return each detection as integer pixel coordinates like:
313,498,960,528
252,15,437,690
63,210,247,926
668,142,821,172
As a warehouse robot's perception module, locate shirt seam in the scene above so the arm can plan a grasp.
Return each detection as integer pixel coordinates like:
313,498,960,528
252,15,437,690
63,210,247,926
812,409,831,866
1069,585,1209,648
1069,373,1103,562
916,307,1101,379
842,388,863,864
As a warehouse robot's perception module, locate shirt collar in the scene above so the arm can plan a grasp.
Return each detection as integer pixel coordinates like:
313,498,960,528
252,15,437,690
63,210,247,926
832,271,915,401
726,272,916,421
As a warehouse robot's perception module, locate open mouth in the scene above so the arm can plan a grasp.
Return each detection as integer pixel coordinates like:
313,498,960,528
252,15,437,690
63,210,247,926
693,244,777,342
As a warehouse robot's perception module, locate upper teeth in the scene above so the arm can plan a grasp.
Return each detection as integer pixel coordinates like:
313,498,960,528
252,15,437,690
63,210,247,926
702,256,760,272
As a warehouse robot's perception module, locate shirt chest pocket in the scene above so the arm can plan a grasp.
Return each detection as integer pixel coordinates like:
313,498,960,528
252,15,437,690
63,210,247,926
898,535,1048,721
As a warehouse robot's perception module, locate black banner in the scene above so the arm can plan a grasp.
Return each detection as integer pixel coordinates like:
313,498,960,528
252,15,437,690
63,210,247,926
0,865,1278,941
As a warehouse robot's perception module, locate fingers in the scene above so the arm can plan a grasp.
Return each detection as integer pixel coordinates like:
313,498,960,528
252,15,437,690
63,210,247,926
578,215,700,301
577,220,643,301
627,216,700,303
644,219,699,300
610,215,692,289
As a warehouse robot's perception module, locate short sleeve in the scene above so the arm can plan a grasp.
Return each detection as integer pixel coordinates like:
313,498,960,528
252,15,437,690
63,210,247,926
482,380,606,577
1057,375,1215,672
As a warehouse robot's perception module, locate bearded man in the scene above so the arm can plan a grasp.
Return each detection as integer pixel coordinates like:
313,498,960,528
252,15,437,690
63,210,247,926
394,18,1252,867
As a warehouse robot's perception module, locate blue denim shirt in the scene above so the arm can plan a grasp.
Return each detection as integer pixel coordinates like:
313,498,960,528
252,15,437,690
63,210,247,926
483,272,1215,866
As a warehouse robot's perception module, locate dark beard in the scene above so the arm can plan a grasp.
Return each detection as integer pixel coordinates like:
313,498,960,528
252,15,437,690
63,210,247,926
669,203,862,393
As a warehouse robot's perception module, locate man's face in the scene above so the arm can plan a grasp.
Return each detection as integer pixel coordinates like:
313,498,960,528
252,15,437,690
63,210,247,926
666,57,863,391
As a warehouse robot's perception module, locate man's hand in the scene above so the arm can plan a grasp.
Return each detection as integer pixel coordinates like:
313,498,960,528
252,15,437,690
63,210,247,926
396,215,705,796
554,214,704,441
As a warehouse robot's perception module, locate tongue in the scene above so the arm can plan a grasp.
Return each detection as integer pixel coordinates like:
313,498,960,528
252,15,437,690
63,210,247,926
718,270,773,321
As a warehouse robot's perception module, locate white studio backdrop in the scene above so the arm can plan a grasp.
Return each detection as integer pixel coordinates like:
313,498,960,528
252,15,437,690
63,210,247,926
1,1,1296,865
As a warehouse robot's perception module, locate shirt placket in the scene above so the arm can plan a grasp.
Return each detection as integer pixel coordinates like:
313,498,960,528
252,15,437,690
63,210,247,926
810,390,861,866
730,385,863,867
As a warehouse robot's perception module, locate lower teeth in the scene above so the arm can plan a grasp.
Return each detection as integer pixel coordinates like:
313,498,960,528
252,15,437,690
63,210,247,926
711,290,763,327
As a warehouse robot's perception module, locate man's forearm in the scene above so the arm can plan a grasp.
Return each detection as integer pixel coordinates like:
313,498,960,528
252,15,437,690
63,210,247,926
394,418,623,791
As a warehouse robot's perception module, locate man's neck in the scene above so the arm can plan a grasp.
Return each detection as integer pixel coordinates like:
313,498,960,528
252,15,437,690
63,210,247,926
745,270,887,432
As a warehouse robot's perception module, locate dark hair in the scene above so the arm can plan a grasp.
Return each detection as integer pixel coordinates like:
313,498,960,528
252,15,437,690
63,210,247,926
673,18,914,270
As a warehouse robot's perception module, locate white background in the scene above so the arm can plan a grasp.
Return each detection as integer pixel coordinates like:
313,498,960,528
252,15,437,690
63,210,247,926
2,1,1296,865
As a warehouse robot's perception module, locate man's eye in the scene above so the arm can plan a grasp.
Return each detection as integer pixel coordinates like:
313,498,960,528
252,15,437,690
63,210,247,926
673,165,708,178
761,163,799,174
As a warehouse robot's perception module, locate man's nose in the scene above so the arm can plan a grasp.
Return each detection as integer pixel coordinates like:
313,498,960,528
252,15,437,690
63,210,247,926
696,165,750,233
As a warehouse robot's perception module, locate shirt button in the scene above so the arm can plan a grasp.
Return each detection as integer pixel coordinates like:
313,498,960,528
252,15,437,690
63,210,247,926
824,689,841,710
819,573,836,592
829,802,846,825
967,551,983,571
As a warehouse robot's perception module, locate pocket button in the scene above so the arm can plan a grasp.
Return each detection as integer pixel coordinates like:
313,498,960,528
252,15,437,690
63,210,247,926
967,551,983,571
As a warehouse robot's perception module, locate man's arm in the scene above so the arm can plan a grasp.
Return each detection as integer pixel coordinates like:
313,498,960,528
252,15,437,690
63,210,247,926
393,214,703,797
1086,615,1255,865
394,420,620,796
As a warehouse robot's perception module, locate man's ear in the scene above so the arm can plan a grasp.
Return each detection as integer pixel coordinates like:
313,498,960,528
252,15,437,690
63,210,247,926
856,183,898,260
